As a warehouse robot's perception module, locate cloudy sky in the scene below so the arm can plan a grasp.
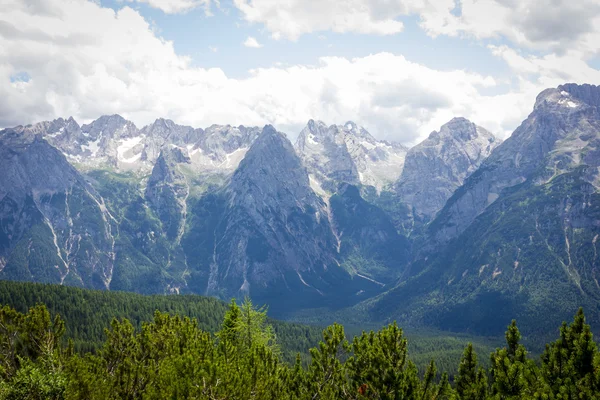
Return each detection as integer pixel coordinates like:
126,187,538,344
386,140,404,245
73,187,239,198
1,0,599,145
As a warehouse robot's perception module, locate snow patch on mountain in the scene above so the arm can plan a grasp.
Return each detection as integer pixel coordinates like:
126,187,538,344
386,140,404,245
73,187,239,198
295,120,407,192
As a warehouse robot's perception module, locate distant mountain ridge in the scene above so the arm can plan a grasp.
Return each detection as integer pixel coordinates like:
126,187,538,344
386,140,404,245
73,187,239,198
364,83,600,337
0,118,418,312
295,119,408,193
4,84,597,337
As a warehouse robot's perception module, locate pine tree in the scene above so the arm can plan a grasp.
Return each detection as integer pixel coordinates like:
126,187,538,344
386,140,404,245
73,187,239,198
456,343,487,400
348,322,420,399
420,360,456,400
0,305,24,379
489,320,542,399
540,308,600,397
307,323,350,399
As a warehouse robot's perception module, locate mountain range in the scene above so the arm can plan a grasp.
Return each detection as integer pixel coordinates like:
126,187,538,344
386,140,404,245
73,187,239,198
1,83,599,336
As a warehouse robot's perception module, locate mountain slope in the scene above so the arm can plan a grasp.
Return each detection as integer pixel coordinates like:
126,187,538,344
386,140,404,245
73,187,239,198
145,147,191,242
0,130,117,288
363,84,600,336
329,183,410,284
431,84,600,244
183,126,389,314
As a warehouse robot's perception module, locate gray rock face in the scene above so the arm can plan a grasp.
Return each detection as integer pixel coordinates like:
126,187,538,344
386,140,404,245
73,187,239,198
186,125,261,173
145,147,191,242
431,83,600,243
0,130,116,288
81,114,138,140
0,130,83,202
295,120,407,193
18,115,261,176
210,126,339,296
396,117,500,221
295,120,360,192
181,125,386,313
140,118,202,162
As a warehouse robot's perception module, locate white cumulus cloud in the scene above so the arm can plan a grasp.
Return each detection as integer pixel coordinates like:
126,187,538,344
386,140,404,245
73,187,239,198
126,0,214,14
0,0,594,146
233,0,408,40
243,36,263,48
231,0,600,59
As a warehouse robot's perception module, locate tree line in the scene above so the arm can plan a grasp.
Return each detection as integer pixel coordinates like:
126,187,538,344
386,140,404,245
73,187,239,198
0,280,323,365
1,295,599,399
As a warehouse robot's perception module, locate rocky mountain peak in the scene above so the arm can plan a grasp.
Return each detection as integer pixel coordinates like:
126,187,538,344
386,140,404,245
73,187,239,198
190,124,260,170
141,118,194,138
559,83,600,106
396,117,500,222
152,117,183,132
533,84,600,112
0,128,117,289
189,123,348,305
431,83,600,244
306,119,327,132
343,121,358,131
250,124,288,149
341,121,376,141
296,119,409,192
14,117,81,138
232,125,311,199
81,114,138,140
227,124,329,231
430,117,495,143
295,120,359,192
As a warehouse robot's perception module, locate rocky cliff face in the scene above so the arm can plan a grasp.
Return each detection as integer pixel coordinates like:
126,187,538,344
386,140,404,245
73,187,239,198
329,183,411,284
396,117,500,222
18,115,260,175
145,147,191,242
431,84,600,244
295,120,360,192
365,84,600,336
138,118,202,163
0,130,116,289
185,125,261,175
295,120,407,193
182,126,388,312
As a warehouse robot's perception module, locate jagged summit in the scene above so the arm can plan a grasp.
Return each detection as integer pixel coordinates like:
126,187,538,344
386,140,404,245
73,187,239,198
533,83,600,113
3,115,263,173
295,119,407,192
306,119,327,131
395,117,500,222
432,83,600,243
231,124,314,207
559,83,600,105
186,124,364,308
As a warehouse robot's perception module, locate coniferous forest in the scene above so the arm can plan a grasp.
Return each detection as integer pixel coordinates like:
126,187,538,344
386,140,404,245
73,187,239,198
1,281,600,399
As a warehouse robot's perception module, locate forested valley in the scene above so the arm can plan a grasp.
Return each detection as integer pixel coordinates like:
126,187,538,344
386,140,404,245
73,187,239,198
1,281,600,399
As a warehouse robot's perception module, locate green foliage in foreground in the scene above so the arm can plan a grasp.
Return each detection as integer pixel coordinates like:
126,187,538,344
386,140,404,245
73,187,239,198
1,300,600,399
